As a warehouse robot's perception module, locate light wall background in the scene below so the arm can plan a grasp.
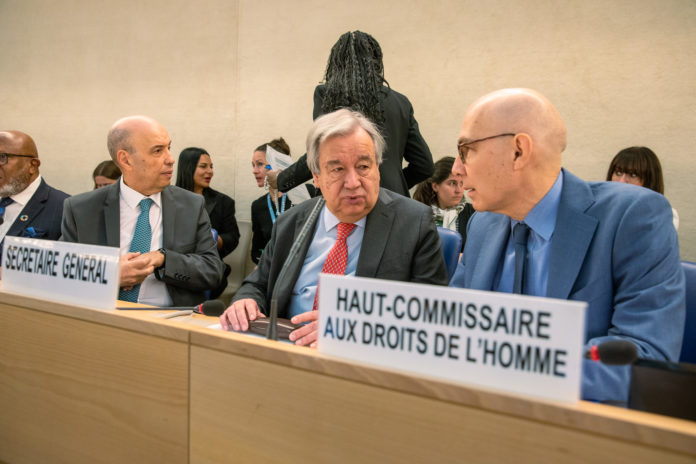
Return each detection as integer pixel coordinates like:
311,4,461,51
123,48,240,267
1,0,694,259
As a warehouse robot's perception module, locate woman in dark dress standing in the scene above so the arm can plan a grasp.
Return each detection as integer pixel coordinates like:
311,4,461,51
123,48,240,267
268,30,434,197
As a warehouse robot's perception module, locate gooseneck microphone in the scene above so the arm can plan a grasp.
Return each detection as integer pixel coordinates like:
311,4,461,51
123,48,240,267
267,197,325,340
584,339,638,365
117,299,226,316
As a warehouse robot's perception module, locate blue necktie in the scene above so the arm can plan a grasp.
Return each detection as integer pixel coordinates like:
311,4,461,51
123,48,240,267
513,223,530,294
119,198,154,302
0,197,14,225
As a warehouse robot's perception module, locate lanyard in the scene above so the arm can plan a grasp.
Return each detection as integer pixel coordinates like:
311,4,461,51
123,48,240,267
267,193,287,223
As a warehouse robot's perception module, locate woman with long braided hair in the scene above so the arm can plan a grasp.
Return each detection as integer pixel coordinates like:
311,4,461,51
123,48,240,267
272,31,434,197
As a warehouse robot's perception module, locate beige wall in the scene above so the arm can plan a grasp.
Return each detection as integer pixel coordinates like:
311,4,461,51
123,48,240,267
1,0,694,259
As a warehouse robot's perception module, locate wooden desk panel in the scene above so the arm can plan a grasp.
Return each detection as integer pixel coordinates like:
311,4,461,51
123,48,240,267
189,342,696,464
0,303,189,464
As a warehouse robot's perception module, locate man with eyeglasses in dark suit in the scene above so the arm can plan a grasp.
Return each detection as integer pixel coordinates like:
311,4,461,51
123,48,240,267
0,130,69,269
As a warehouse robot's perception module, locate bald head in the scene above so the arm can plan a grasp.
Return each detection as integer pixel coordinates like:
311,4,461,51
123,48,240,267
0,130,39,158
456,89,567,220
463,88,567,159
107,115,164,161
107,115,174,196
0,130,41,197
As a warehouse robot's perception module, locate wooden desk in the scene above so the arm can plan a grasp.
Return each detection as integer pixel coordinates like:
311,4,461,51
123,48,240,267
0,292,190,464
188,329,696,464
1,291,695,463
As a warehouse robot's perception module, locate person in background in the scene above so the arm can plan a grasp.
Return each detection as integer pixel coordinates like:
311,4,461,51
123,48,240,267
61,116,224,306
176,147,239,298
606,146,679,230
251,138,310,264
268,30,434,198
413,156,474,250
0,130,69,265
92,160,121,189
448,88,684,404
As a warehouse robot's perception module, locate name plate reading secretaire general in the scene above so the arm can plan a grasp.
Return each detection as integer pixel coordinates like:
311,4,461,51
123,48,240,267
317,274,587,402
2,237,120,310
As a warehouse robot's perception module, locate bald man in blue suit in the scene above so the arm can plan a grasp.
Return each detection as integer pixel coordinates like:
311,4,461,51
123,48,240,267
449,88,685,404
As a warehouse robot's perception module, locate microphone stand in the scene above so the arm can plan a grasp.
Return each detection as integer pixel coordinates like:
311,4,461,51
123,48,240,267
267,197,325,340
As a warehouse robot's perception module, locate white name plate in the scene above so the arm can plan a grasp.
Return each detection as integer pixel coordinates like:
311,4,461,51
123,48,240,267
318,274,587,402
2,237,120,310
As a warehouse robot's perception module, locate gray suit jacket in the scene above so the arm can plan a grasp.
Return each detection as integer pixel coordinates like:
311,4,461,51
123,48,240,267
234,188,448,318
60,182,225,306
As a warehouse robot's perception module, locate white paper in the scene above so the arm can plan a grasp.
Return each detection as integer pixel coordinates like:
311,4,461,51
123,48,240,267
266,144,311,204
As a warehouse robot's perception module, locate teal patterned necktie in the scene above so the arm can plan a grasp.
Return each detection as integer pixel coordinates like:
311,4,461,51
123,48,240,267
119,198,153,302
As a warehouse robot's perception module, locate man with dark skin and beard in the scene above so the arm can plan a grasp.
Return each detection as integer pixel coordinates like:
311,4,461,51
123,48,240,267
0,130,69,267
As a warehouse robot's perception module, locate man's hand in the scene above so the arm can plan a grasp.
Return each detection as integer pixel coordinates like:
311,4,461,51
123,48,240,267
289,310,319,348
265,169,281,191
118,251,164,289
220,298,265,332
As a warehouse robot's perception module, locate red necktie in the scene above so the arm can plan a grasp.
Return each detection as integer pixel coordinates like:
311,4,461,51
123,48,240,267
313,222,356,310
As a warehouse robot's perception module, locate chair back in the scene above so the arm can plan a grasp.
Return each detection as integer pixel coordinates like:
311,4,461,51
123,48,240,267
680,260,696,364
437,227,462,280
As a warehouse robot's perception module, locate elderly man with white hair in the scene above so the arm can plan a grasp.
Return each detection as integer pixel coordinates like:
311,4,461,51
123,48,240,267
220,109,448,347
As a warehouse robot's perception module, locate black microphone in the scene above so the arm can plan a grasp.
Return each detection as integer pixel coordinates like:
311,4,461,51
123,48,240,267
584,340,638,365
267,197,325,340
116,299,226,316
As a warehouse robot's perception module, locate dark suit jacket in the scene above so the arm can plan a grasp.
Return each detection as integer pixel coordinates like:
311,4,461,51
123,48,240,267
250,186,316,264
277,85,434,197
234,188,448,318
60,182,225,306
0,178,69,263
202,187,239,259
6,178,69,240
250,193,293,264
450,169,685,403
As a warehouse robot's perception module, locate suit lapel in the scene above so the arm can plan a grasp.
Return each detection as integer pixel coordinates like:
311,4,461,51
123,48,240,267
160,187,176,249
546,170,598,299
104,183,121,248
203,189,216,218
469,215,510,290
356,191,394,278
7,179,48,236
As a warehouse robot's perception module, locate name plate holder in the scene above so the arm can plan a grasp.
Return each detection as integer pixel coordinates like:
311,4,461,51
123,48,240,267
318,274,587,402
2,237,120,310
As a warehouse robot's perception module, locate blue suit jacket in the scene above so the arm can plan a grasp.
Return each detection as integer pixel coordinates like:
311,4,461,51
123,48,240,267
450,169,685,403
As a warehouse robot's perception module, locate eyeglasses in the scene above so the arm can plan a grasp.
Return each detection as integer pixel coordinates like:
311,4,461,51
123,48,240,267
457,133,515,164
0,153,36,165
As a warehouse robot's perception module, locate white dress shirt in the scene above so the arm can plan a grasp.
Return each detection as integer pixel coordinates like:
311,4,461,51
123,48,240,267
119,178,172,306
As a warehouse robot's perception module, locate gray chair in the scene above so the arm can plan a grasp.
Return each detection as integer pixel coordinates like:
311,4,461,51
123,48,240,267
218,221,254,304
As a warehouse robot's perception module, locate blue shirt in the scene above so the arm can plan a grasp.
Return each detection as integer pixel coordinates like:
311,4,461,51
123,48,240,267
287,207,365,318
494,171,563,296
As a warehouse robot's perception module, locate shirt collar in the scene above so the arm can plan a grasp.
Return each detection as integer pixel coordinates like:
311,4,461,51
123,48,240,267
10,175,42,207
322,206,367,232
119,177,162,211
512,170,563,241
